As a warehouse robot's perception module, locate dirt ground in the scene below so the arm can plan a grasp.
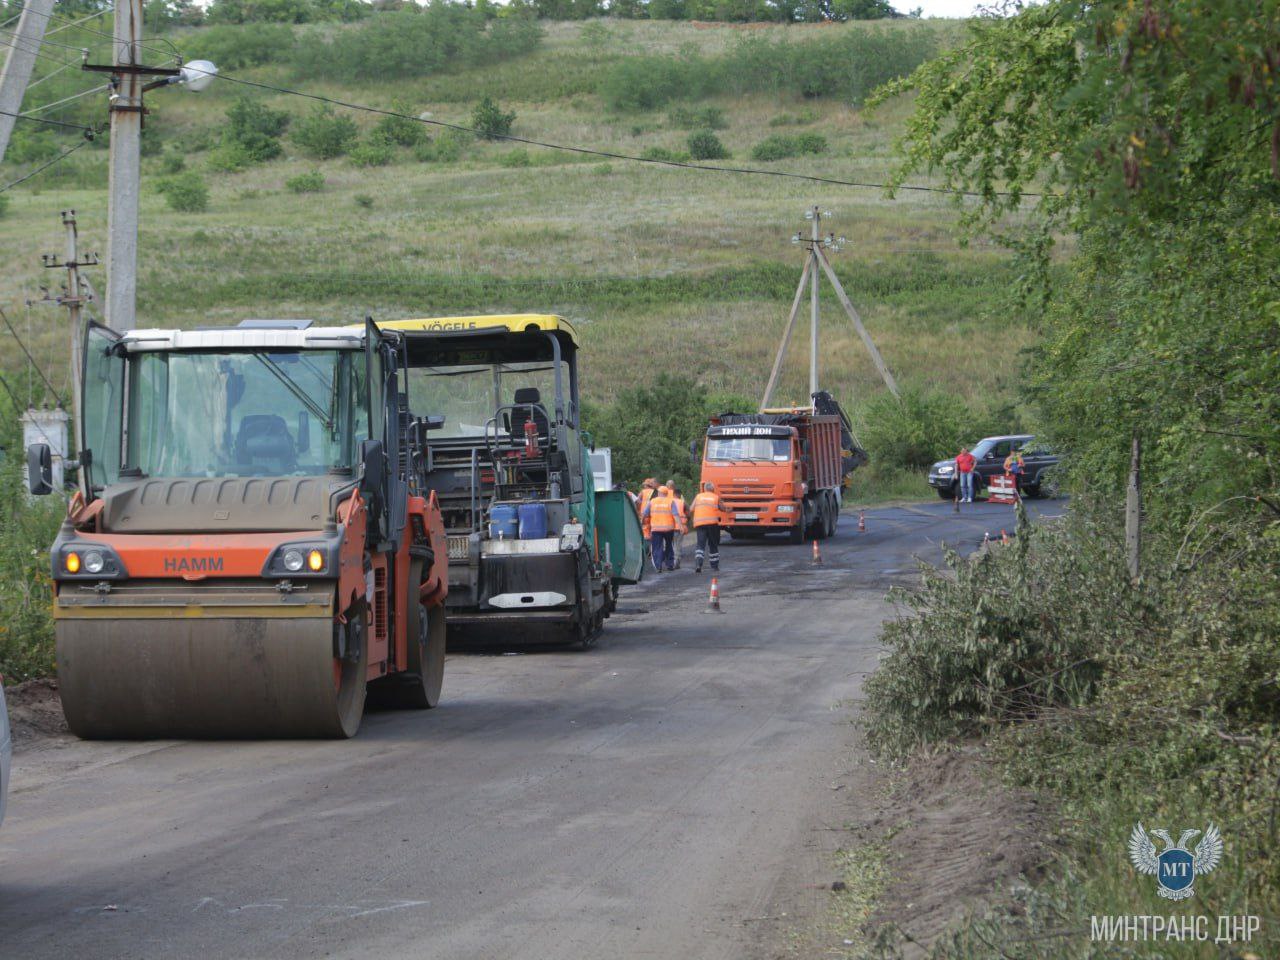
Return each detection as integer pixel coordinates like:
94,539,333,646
5,678,67,747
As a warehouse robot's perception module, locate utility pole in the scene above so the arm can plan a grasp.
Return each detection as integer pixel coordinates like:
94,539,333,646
809,205,820,397
761,207,899,412
41,209,99,461
104,0,145,331
0,0,56,164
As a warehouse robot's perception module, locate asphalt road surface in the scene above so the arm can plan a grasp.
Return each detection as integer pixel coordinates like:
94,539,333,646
0,499,1060,960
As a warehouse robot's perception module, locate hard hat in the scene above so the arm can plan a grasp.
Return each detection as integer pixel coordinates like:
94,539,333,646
658,485,670,496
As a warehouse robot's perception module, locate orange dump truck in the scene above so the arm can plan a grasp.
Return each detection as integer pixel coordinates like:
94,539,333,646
698,392,866,544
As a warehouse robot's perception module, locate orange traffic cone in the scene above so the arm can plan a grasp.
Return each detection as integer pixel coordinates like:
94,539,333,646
858,510,866,533
704,576,724,614
812,539,822,564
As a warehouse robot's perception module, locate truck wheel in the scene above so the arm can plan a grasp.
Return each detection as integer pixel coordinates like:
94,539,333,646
788,520,804,545
829,494,840,534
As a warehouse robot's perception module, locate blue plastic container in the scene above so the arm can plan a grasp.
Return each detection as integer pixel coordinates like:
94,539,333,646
518,502,549,540
489,504,519,540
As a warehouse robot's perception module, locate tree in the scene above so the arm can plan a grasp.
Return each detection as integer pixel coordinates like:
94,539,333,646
223,96,290,163
472,97,516,140
876,0,1280,515
291,105,358,158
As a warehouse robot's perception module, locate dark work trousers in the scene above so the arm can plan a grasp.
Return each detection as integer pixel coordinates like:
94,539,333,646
695,526,721,570
651,531,675,571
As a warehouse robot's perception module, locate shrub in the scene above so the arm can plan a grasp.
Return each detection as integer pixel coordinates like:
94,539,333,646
600,30,934,110
498,148,530,167
795,132,828,154
354,193,374,209
285,169,324,193
601,56,707,111
160,152,186,174
178,23,295,70
750,132,828,161
863,505,1118,757
288,8,541,83
205,141,252,172
472,96,515,140
686,130,728,161
413,129,467,163
667,105,727,130
858,387,993,471
371,106,427,147
0,193,8,219
223,96,290,163
157,171,210,212
348,139,394,167
291,105,358,158
750,134,799,161
640,146,692,163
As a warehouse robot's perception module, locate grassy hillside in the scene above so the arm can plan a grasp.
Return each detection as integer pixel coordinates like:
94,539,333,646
0,18,1031,432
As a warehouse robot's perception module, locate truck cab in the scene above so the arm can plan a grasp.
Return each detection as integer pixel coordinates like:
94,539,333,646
701,423,805,536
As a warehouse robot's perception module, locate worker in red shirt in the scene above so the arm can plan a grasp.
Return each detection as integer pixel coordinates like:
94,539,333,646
955,446,976,503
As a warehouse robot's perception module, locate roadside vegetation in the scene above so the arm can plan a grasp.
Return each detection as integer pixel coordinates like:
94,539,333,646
862,2,1280,953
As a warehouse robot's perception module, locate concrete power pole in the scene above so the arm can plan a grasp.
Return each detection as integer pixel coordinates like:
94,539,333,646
808,205,820,397
0,0,56,164
42,210,99,461
761,207,899,412
104,0,146,331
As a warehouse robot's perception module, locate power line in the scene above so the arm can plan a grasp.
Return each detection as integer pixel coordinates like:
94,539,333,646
0,137,91,192
0,105,93,133
0,29,81,69
25,57,76,90
20,82,107,116
0,305,64,406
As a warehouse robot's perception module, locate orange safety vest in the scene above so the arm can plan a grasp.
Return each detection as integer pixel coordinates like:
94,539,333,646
647,495,677,533
638,487,655,534
690,491,725,528
673,496,688,533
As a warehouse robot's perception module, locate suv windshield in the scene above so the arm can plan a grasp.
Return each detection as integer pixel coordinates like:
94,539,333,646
706,437,791,462
125,349,365,477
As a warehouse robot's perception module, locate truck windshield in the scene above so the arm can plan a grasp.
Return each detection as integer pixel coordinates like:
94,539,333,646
125,349,365,477
706,437,791,462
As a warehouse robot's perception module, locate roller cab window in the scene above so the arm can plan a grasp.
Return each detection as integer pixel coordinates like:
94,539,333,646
124,349,366,478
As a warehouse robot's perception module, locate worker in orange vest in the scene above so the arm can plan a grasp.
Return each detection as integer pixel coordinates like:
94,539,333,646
637,478,659,567
641,485,679,573
667,479,688,570
689,481,728,573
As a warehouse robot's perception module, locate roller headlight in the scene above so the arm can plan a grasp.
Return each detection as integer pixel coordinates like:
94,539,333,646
264,540,336,577
53,543,126,580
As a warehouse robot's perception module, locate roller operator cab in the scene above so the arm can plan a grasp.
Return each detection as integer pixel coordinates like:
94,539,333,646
28,319,450,739
373,315,645,649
